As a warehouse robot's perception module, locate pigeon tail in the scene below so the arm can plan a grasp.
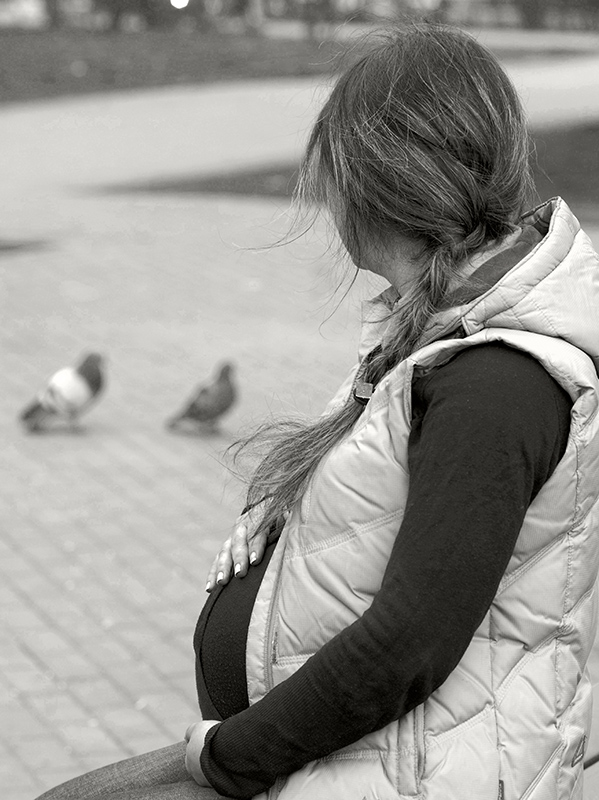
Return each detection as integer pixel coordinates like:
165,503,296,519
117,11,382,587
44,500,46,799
19,399,56,431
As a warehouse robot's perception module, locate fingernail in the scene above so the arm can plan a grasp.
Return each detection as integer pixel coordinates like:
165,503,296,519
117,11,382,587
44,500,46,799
249,552,257,564
205,582,212,593
234,563,241,576
217,572,224,584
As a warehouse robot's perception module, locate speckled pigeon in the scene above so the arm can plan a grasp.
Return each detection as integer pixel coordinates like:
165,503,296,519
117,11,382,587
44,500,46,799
19,352,105,432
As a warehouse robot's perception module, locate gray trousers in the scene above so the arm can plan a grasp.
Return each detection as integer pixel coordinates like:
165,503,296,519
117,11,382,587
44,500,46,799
35,742,230,800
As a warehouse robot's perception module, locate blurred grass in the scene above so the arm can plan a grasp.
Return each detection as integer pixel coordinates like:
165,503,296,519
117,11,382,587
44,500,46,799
0,26,585,105
533,124,599,211
0,28,347,103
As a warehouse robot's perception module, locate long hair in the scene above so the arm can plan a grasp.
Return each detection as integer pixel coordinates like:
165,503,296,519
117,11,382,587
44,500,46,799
235,23,534,539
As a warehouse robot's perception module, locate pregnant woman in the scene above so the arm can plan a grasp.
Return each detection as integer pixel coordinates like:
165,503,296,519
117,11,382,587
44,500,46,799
38,21,599,800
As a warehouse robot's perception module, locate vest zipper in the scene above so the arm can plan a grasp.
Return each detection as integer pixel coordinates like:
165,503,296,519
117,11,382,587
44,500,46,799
415,703,426,783
264,548,286,800
265,560,284,692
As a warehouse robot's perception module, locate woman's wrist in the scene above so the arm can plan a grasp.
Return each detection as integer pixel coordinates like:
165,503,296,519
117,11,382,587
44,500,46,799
184,720,220,786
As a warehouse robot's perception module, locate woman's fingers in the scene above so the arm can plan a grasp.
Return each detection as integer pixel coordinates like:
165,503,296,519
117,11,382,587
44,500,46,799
231,520,251,578
205,503,278,591
205,538,233,592
247,527,268,567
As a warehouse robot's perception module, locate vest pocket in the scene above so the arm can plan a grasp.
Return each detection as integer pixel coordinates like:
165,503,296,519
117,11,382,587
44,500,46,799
557,675,593,797
395,705,426,796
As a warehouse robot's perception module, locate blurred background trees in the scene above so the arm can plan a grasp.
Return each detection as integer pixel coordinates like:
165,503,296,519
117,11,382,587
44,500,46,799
511,0,599,29
41,0,183,29
1,0,598,35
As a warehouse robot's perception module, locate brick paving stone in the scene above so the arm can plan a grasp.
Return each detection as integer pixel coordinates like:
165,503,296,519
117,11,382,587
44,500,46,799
30,651,100,683
132,691,197,727
55,721,130,761
0,739,45,799
92,706,163,741
167,671,198,701
126,733,178,757
12,736,82,774
26,691,91,726
67,677,132,711
76,635,137,670
0,694,53,740
33,772,81,796
3,667,57,697
110,631,190,677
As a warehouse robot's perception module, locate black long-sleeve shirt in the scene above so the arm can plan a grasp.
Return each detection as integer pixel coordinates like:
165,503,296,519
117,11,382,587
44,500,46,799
196,343,573,798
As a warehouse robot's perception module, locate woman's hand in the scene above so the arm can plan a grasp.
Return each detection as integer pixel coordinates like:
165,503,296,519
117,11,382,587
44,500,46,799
184,720,220,786
205,506,268,592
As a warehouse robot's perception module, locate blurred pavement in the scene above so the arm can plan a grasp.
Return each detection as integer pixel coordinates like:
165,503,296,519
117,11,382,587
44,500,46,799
1,30,599,799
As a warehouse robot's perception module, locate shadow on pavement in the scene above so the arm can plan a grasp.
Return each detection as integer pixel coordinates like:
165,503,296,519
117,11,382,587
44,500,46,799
92,121,599,223
0,239,50,256
95,164,300,200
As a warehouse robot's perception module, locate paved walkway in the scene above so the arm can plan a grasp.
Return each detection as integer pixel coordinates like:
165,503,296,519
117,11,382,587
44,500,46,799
1,31,599,799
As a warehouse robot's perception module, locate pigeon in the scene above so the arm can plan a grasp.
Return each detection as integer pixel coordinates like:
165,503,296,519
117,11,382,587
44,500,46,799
19,352,105,432
166,362,237,433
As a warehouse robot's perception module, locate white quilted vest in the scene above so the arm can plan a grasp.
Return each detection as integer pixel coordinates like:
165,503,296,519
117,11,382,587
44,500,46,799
247,199,599,799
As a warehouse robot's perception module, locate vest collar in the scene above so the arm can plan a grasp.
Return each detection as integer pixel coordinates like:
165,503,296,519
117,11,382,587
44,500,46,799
360,198,597,364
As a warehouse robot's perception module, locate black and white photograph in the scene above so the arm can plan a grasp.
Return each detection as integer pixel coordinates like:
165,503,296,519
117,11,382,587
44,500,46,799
1,1,599,798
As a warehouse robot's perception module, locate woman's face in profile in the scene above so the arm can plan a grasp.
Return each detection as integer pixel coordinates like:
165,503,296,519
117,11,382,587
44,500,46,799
334,213,422,294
